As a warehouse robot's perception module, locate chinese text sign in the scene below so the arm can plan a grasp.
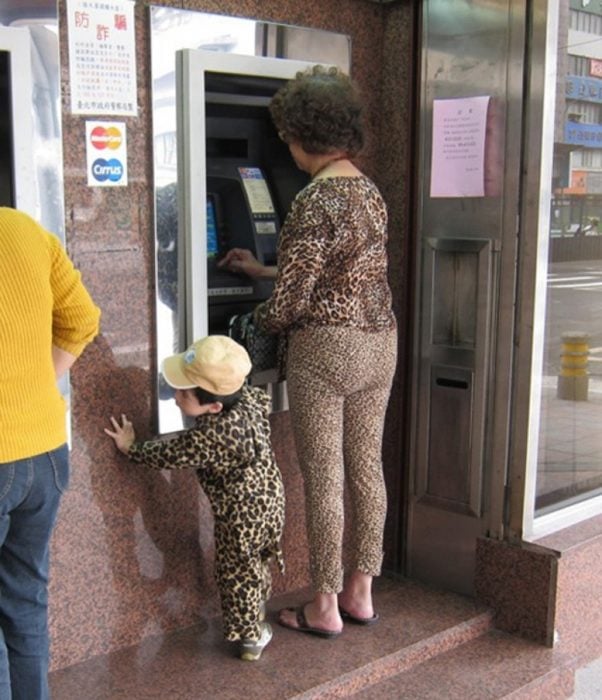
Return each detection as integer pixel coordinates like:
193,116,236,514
67,0,137,116
430,96,491,198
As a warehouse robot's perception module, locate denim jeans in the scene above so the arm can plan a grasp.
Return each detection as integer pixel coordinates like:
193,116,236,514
0,445,69,700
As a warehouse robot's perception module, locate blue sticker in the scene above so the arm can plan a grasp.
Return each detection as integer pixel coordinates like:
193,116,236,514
92,158,124,183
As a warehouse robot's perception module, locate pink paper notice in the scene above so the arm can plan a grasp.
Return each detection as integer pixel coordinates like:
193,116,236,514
430,96,491,198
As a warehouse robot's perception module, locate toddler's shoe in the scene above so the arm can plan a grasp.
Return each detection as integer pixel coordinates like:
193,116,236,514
239,622,272,661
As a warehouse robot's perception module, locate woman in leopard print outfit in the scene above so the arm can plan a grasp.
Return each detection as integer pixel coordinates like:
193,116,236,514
221,66,397,638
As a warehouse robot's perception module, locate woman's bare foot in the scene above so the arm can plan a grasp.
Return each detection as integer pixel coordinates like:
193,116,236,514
278,593,343,635
338,571,375,621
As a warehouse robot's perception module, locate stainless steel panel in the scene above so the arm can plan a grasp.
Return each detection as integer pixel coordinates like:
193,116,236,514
408,0,528,594
432,249,478,348
425,365,474,509
408,506,478,594
509,1,560,539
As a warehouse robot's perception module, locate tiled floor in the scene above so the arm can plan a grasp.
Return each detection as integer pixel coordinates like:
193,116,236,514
571,655,602,699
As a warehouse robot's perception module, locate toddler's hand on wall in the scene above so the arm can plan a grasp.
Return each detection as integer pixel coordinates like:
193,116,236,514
104,414,136,455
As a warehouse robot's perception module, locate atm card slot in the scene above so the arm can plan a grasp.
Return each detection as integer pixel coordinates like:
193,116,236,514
435,377,469,390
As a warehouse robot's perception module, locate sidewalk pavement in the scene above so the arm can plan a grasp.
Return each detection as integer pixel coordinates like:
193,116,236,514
571,656,602,699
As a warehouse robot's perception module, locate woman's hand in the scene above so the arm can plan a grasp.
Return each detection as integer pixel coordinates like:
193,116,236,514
218,248,277,279
104,414,136,455
52,345,78,380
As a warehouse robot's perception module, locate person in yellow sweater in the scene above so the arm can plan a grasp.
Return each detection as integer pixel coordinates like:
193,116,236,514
0,207,100,700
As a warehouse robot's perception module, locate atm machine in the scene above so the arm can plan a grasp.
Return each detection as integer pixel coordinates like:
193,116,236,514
175,50,315,394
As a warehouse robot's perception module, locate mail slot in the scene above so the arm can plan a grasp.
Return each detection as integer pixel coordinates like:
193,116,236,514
427,366,474,505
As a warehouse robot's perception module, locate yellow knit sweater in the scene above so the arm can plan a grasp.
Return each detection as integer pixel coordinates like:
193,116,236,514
0,208,101,462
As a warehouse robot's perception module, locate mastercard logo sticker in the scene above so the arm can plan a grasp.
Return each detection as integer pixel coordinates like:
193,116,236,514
90,125,122,150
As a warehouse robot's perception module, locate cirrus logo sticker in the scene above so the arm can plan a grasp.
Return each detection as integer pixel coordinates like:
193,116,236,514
92,158,124,183
90,125,123,150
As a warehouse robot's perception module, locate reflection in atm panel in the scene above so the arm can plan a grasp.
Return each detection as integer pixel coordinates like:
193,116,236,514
0,51,14,207
206,195,219,257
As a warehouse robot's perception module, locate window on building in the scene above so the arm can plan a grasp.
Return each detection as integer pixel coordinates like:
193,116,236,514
573,149,602,168
567,54,589,76
570,8,602,34
566,101,602,123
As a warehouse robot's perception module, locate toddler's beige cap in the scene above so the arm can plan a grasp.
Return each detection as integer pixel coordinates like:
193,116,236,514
161,335,251,395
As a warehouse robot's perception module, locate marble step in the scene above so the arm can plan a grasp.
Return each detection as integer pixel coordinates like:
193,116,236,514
278,578,494,699
50,576,496,699
351,628,575,700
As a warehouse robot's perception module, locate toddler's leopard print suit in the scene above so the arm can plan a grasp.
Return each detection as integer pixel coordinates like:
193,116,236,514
128,386,284,642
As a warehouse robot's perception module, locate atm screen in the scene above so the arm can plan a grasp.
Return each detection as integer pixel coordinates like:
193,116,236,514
206,196,219,257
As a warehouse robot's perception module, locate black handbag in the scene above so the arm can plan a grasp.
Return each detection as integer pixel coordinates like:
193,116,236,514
228,311,279,373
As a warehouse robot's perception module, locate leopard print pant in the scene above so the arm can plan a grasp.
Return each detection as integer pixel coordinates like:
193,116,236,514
215,516,281,642
286,325,397,593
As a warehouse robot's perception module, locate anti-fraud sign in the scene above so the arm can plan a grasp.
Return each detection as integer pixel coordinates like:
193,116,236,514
86,121,128,187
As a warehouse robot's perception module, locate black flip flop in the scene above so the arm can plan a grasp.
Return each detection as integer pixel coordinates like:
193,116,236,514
339,606,379,626
278,606,342,639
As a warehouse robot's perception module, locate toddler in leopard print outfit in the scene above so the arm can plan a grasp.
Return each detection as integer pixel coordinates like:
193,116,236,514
105,335,285,661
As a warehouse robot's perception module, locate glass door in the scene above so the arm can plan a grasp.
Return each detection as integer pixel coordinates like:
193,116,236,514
516,0,602,538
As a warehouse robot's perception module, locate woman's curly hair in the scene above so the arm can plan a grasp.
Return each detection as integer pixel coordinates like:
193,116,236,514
269,65,364,157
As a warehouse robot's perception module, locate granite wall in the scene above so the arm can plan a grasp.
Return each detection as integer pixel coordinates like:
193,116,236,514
51,0,415,670
475,514,602,658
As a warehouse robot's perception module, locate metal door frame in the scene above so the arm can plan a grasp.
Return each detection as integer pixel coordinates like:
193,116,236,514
509,0,602,540
175,49,314,347
0,26,35,214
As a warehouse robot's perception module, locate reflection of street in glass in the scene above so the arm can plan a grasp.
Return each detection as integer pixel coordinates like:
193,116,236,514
537,260,602,511
545,261,602,379
537,377,602,511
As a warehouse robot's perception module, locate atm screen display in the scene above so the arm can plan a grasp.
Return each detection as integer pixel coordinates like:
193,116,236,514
206,196,218,257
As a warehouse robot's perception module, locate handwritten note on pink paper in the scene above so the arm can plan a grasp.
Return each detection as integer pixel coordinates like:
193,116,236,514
430,96,491,198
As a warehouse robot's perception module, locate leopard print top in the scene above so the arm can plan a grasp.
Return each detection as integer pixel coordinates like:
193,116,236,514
256,176,396,334
128,386,285,571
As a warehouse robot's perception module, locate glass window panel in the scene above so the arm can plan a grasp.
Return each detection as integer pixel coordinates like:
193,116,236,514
535,2,602,516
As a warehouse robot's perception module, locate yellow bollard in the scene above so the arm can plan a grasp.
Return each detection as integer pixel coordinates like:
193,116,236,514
557,331,589,401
